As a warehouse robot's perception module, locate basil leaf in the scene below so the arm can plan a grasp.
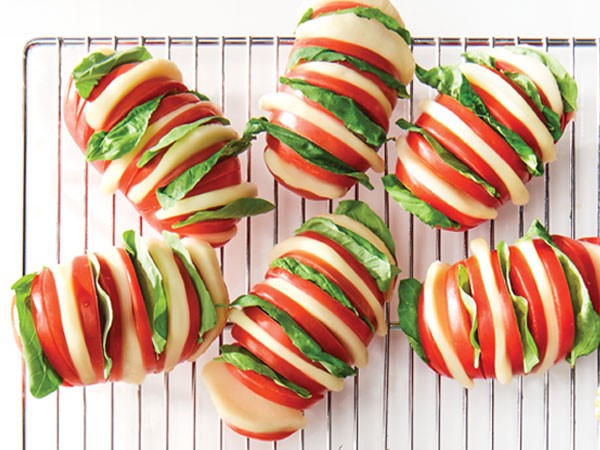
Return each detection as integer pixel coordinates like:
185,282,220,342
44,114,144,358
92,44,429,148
244,117,373,189
397,278,428,363
287,46,409,98
496,242,539,373
188,90,211,102
88,254,114,378
86,95,163,162
72,47,152,99
456,264,482,369
296,216,399,292
416,64,543,176
504,46,578,113
396,118,499,198
520,220,600,364
157,134,255,210
335,199,396,256
173,198,275,229
233,294,356,378
270,256,374,332
12,272,63,398
297,7,314,25
162,231,216,342
382,174,461,230
216,344,312,399
280,77,387,147
137,116,230,168
462,50,496,68
122,230,168,354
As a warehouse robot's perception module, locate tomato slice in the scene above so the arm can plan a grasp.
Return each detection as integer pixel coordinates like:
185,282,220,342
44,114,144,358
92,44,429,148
226,422,296,442
417,286,451,378
310,1,366,16
173,256,201,363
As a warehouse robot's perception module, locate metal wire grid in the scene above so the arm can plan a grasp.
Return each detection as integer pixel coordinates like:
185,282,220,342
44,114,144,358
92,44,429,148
20,36,600,450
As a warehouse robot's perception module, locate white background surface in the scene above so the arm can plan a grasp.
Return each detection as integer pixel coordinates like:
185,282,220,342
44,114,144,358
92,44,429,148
0,1,598,449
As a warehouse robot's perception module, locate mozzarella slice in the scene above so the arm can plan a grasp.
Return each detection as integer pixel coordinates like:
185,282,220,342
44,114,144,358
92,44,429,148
514,240,559,373
397,137,498,221
127,124,238,203
146,238,189,372
86,59,183,130
51,263,97,385
155,182,257,220
269,235,386,335
183,238,230,361
420,98,529,206
297,0,405,27
96,248,146,384
230,308,344,392
488,47,563,117
295,13,414,85
202,360,307,434
260,92,384,172
470,238,513,384
422,261,474,388
263,277,369,368
459,62,556,163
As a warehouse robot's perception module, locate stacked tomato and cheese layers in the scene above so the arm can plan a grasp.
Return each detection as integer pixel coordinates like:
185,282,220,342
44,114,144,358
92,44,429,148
245,0,415,200
12,231,228,398
202,200,399,440
384,46,578,231
64,47,273,247
398,220,600,387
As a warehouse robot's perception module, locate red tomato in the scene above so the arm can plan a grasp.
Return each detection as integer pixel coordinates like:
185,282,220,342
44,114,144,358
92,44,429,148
417,287,451,378
310,1,365,17
226,422,296,442
174,257,201,363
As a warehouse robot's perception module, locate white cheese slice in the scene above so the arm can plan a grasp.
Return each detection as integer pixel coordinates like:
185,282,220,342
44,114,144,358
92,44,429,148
514,240,559,373
295,13,414,85
182,238,230,361
86,59,183,130
297,0,405,27
146,238,189,372
127,124,238,203
422,261,474,388
470,238,513,384
51,263,97,385
155,182,257,220
260,92,384,172
263,277,369,368
459,62,556,163
487,47,563,117
397,137,498,221
269,235,386,335
100,103,197,195
420,98,529,206
202,360,307,434
229,308,344,392
96,248,146,384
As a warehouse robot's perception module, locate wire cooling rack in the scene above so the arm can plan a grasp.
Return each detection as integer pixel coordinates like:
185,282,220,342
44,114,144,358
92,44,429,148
17,36,600,450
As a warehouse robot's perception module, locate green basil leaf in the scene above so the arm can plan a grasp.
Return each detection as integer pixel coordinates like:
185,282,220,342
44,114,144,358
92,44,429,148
456,264,482,369
162,231,216,342
504,46,578,113
12,272,63,398
396,118,499,198
232,294,356,378
72,47,152,99
86,95,163,162
382,174,461,230
173,197,275,229
270,256,374,332
188,90,211,102
137,116,230,168
88,254,114,378
216,344,312,399
157,134,255,210
462,49,496,68
244,117,373,189
280,77,387,147
520,220,600,364
287,46,409,98
296,216,399,292
297,7,314,25
335,199,396,256
397,278,428,363
415,64,543,176
122,230,168,353
496,242,539,373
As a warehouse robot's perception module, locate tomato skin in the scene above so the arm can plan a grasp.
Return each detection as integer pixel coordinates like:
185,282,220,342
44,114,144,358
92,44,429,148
226,423,296,442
